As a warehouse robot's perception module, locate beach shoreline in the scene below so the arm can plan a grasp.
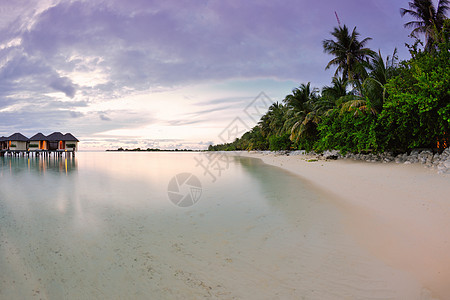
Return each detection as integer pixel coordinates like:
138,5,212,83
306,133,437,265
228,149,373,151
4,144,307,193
235,151,450,299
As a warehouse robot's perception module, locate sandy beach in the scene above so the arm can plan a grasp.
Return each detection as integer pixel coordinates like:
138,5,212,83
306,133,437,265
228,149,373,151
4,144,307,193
238,151,450,299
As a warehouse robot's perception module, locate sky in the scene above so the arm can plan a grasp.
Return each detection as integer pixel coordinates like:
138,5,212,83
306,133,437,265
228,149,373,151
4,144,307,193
0,0,417,150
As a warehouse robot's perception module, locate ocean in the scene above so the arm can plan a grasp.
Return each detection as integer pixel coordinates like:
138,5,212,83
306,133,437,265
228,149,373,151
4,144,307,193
0,152,417,299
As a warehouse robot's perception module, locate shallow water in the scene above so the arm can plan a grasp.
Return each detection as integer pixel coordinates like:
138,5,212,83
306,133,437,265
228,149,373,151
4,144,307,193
0,152,420,299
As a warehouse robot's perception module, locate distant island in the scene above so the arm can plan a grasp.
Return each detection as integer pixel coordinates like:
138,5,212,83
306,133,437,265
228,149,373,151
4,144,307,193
106,147,199,152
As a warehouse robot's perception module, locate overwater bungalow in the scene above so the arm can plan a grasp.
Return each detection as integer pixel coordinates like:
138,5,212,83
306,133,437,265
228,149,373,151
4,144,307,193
63,133,79,151
29,133,49,150
6,133,29,151
46,132,79,151
0,132,79,156
46,132,65,150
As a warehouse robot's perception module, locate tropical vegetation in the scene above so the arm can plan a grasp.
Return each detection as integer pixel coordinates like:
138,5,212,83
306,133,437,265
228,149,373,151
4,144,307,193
209,2,450,154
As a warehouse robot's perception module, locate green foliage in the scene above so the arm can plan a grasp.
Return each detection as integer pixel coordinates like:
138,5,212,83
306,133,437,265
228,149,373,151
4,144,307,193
10,144,16,148
29,144,39,148
379,37,450,150
315,110,379,154
209,127,270,151
268,133,292,151
66,143,76,148
209,21,450,154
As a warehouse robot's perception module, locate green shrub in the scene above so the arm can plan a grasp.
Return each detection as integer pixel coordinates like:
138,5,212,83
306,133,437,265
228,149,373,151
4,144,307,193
315,110,379,154
379,39,450,151
268,133,292,151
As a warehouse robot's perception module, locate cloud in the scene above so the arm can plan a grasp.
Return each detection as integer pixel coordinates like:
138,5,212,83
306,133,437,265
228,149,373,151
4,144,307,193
69,111,83,118
17,0,338,91
166,119,206,126
196,96,253,106
99,113,111,121
1,0,413,96
49,76,77,98
0,0,415,148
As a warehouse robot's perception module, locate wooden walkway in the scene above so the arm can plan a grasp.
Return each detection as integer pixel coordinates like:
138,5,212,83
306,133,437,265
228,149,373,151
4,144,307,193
0,150,76,157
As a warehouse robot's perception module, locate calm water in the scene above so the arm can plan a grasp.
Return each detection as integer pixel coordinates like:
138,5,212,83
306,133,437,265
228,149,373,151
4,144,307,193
0,152,418,299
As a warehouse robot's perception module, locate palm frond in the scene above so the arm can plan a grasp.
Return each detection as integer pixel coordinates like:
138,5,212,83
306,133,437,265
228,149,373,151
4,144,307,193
437,0,450,18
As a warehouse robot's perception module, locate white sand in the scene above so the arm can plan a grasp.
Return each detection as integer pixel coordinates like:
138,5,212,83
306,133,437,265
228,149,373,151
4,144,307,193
238,151,450,299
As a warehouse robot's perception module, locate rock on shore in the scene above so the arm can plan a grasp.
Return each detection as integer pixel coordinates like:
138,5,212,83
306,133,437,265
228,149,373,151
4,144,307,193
255,148,450,174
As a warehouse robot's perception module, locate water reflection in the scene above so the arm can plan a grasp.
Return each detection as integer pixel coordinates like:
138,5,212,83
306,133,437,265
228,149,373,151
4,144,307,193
0,155,77,175
0,153,417,298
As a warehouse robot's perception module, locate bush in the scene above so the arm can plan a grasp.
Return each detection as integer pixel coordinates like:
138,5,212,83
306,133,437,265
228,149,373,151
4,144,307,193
379,39,450,151
268,133,292,151
315,110,379,154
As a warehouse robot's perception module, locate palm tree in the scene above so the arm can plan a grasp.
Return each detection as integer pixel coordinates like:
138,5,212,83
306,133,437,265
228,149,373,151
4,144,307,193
290,109,321,143
400,0,450,50
323,25,376,84
338,49,399,116
338,88,378,116
322,76,348,100
282,83,320,142
336,48,398,115
258,102,287,137
283,83,318,112
367,49,398,87
319,76,349,114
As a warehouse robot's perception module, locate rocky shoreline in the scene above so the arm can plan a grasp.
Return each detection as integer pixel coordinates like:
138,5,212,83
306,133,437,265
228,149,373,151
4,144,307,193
251,148,450,174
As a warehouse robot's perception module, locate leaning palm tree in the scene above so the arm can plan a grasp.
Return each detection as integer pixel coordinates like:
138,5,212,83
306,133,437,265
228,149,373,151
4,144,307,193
400,0,450,50
323,25,376,84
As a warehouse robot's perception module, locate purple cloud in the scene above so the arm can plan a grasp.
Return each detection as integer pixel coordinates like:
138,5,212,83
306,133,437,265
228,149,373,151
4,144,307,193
16,0,410,90
2,0,413,93
49,76,77,98
0,0,421,147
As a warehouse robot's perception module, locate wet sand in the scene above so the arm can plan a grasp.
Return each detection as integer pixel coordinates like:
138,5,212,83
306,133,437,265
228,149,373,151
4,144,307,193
239,151,450,299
